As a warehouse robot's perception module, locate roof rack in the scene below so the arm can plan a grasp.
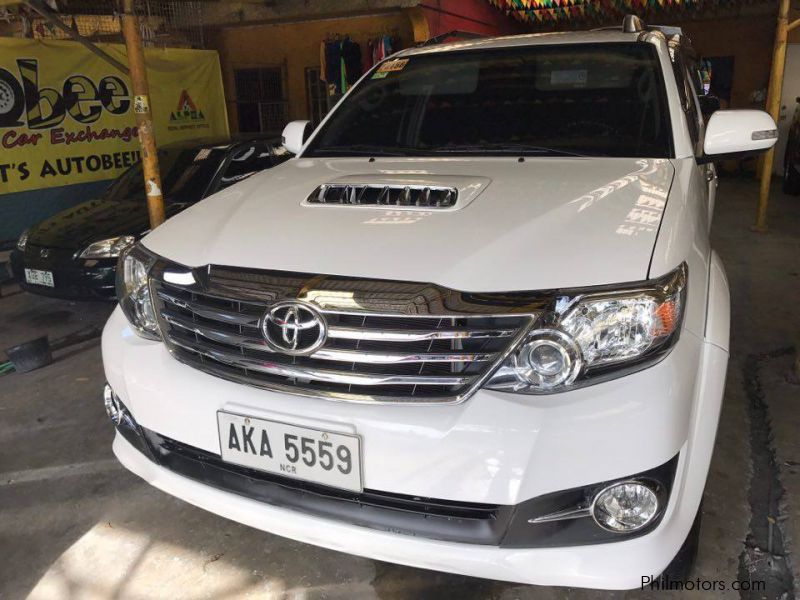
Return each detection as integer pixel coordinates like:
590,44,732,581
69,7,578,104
417,30,484,47
623,14,645,33
595,15,685,39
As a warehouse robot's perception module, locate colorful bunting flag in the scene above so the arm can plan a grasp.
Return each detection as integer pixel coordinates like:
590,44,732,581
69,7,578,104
488,0,771,25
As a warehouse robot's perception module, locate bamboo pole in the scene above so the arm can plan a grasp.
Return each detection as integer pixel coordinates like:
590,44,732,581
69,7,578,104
754,0,791,232
121,0,165,229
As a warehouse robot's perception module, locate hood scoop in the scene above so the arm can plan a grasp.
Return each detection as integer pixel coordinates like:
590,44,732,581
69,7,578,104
308,183,457,208
303,174,491,211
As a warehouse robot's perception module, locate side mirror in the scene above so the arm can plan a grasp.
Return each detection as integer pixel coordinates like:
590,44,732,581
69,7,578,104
702,110,778,161
281,120,311,155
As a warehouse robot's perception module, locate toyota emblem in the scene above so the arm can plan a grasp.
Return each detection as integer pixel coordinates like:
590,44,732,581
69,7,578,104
261,301,327,355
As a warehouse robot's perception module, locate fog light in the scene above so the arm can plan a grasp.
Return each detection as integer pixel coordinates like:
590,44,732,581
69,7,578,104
103,384,122,425
592,480,659,532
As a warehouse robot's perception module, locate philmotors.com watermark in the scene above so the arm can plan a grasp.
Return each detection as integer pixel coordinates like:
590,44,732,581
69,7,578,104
642,575,766,592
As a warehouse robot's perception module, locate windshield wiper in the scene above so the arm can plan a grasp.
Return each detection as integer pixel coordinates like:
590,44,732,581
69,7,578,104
429,143,596,158
312,145,418,157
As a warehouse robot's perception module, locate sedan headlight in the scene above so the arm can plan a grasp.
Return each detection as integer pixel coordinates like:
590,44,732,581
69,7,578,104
485,264,687,394
78,235,135,259
17,229,29,251
116,243,160,340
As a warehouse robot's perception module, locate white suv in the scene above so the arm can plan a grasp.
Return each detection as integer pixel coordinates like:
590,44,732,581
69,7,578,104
102,17,777,590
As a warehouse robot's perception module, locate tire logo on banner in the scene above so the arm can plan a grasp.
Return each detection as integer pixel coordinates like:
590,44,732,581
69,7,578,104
0,79,16,115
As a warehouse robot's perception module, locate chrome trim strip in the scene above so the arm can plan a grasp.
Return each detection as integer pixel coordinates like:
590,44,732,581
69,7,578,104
161,315,537,405
312,348,495,364
162,312,495,364
169,336,472,387
161,312,268,349
527,506,592,524
158,290,261,326
326,326,517,342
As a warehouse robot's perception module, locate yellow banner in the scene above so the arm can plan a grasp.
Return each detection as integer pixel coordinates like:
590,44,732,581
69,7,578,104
0,38,229,194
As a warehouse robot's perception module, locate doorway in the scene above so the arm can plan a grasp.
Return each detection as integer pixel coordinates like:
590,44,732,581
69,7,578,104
774,43,800,174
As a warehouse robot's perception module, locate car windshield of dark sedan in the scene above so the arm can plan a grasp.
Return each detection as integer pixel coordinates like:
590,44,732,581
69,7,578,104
105,147,227,203
304,43,673,159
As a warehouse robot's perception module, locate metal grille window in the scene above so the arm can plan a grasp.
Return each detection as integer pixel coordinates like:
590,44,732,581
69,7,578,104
8,1,204,48
233,67,288,134
305,67,330,126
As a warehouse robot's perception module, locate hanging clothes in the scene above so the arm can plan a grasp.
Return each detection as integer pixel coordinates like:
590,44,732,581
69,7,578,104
362,35,401,73
382,35,393,58
364,38,375,72
341,38,362,87
325,40,342,92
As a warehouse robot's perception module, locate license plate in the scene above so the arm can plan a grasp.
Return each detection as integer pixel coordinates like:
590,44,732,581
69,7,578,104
217,412,363,492
24,268,54,287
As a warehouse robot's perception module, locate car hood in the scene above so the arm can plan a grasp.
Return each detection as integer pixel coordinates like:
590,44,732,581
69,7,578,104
27,197,175,251
142,157,674,292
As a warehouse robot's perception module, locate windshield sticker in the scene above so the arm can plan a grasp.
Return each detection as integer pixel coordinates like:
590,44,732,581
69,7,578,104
194,148,211,161
550,69,588,86
372,58,409,79
378,58,409,72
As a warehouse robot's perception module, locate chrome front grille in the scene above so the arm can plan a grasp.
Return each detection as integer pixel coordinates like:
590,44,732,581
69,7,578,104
151,267,540,403
306,184,458,208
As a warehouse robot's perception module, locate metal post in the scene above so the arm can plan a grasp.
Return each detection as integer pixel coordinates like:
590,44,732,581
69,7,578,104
754,0,791,232
121,0,165,229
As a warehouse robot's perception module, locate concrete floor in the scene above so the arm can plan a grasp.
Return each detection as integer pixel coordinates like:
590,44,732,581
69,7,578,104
1,178,798,600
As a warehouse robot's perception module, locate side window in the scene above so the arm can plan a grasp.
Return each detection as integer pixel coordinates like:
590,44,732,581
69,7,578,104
672,54,703,154
684,67,701,146
217,143,273,191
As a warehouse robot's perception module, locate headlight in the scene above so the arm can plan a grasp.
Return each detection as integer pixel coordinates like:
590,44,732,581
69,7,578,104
485,264,686,394
78,235,135,259
17,229,29,251
116,243,160,340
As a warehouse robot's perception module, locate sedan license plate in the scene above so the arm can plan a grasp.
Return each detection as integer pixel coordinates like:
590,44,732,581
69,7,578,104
24,268,54,287
217,412,362,492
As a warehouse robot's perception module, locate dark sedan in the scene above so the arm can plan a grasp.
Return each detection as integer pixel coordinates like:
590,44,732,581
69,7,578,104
10,137,290,300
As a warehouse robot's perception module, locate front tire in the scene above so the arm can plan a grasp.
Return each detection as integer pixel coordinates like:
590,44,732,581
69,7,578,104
783,161,800,195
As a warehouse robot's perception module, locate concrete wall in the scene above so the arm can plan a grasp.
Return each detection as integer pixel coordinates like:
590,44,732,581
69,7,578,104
208,11,416,130
682,15,776,109
417,0,528,38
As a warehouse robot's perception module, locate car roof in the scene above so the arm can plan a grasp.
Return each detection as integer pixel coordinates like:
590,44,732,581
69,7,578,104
396,29,642,58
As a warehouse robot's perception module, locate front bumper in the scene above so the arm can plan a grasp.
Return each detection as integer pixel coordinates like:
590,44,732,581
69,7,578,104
10,247,116,300
103,305,729,589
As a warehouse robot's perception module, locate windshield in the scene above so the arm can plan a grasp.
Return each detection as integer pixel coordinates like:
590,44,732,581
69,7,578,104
105,146,227,203
305,43,672,159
